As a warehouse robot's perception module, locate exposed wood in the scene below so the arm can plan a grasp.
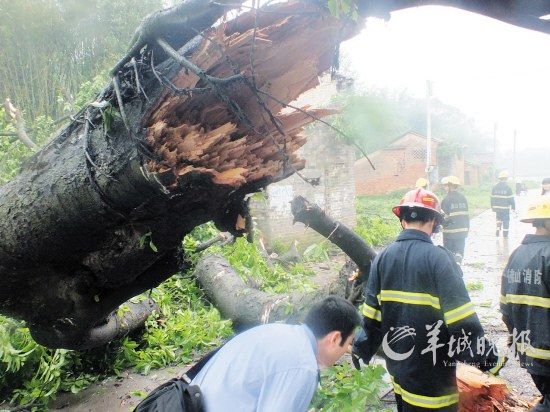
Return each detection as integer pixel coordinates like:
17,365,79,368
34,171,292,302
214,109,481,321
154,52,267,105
0,1,362,349
456,364,536,411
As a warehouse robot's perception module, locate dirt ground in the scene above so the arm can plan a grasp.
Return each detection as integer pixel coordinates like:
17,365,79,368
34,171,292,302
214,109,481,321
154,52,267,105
32,192,544,411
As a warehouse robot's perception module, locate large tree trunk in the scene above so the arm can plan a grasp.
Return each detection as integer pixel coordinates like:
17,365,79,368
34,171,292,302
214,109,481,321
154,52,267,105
0,1,361,349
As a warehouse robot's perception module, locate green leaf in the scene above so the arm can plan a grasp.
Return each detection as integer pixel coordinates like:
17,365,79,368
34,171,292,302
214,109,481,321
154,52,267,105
130,389,147,398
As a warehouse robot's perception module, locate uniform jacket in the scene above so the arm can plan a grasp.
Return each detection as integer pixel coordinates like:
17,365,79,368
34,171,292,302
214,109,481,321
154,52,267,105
501,235,550,376
491,182,515,214
354,230,502,410
441,191,469,238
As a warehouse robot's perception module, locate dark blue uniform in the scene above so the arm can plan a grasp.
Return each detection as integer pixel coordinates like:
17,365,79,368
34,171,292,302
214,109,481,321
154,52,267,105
441,190,469,261
354,230,502,411
491,181,515,237
501,235,550,411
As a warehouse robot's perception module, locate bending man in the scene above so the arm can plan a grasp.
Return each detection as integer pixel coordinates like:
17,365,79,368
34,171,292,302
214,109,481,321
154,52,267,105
191,296,360,412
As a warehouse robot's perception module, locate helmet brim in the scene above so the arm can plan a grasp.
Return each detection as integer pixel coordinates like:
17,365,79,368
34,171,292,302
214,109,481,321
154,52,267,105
393,202,444,220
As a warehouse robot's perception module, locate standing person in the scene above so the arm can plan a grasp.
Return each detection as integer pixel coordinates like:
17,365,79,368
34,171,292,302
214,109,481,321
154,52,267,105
516,180,523,196
441,176,469,264
191,296,360,412
542,178,550,196
353,188,504,412
491,171,516,237
500,198,550,412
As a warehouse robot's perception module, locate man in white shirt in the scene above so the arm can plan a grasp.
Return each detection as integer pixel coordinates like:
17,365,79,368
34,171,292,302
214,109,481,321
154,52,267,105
191,296,361,412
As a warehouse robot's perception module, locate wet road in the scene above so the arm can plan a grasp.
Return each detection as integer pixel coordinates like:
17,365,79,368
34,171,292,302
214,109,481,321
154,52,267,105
439,190,540,399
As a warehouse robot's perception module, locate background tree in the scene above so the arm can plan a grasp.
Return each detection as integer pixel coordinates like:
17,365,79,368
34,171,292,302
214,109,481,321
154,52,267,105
332,88,492,156
0,0,162,120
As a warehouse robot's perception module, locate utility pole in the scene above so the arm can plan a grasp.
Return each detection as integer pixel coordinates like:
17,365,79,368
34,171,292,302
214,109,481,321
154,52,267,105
426,80,433,183
492,123,497,184
512,129,517,183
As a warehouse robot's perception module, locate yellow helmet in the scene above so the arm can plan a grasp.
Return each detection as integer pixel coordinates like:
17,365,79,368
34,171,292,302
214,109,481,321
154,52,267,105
443,175,461,186
520,198,550,222
415,177,428,189
498,170,509,179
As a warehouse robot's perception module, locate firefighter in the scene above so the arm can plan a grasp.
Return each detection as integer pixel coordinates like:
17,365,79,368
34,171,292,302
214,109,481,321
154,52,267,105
500,198,550,411
416,177,429,189
441,176,469,264
491,171,515,237
352,188,504,412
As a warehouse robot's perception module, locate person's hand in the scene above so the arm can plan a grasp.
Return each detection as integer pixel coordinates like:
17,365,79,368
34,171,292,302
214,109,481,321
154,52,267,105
351,349,363,370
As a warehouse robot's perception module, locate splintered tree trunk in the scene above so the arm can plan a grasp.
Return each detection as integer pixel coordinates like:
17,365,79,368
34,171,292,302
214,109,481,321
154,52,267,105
0,1,362,349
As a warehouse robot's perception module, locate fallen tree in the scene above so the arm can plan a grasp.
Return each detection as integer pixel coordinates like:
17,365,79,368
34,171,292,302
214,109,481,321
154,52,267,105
1,0,549,350
0,0,362,349
194,254,347,326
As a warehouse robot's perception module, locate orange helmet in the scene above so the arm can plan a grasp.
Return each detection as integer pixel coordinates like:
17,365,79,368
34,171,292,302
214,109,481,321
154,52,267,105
392,188,443,220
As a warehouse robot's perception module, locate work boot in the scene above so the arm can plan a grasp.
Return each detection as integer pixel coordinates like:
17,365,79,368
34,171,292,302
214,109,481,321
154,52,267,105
495,229,500,237
503,231,509,238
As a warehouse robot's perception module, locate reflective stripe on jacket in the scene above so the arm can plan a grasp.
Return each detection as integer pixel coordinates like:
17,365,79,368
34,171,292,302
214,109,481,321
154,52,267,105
441,191,469,238
355,230,501,411
500,234,550,376
491,182,515,212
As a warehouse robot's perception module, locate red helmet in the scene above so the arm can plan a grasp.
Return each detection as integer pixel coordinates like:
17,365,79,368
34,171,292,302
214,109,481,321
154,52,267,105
392,188,443,219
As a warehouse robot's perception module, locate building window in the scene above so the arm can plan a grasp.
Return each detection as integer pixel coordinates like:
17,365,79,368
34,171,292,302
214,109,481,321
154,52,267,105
410,147,426,160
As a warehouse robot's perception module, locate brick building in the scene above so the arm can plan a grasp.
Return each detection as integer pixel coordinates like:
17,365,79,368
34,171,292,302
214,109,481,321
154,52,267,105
464,153,494,185
251,124,356,246
355,132,440,195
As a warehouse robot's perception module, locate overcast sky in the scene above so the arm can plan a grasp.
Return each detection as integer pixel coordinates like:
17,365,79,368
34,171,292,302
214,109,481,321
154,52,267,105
340,6,550,152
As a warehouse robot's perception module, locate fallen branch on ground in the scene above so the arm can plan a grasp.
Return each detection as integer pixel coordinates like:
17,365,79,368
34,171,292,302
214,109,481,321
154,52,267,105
194,254,347,326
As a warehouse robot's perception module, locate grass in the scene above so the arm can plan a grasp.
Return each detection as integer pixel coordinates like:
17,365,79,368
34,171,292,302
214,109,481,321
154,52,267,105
355,191,402,247
465,281,484,291
434,184,492,217
467,262,486,270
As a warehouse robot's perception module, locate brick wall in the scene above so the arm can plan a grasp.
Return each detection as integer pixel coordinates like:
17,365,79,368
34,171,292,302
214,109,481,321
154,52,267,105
464,162,479,186
251,124,356,247
355,132,439,195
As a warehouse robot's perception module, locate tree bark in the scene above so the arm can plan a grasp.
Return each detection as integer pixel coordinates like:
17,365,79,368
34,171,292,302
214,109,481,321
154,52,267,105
0,1,362,349
194,254,347,327
291,195,376,279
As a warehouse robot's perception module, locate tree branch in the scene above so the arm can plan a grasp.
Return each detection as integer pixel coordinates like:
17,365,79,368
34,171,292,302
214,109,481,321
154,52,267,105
3,98,37,149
